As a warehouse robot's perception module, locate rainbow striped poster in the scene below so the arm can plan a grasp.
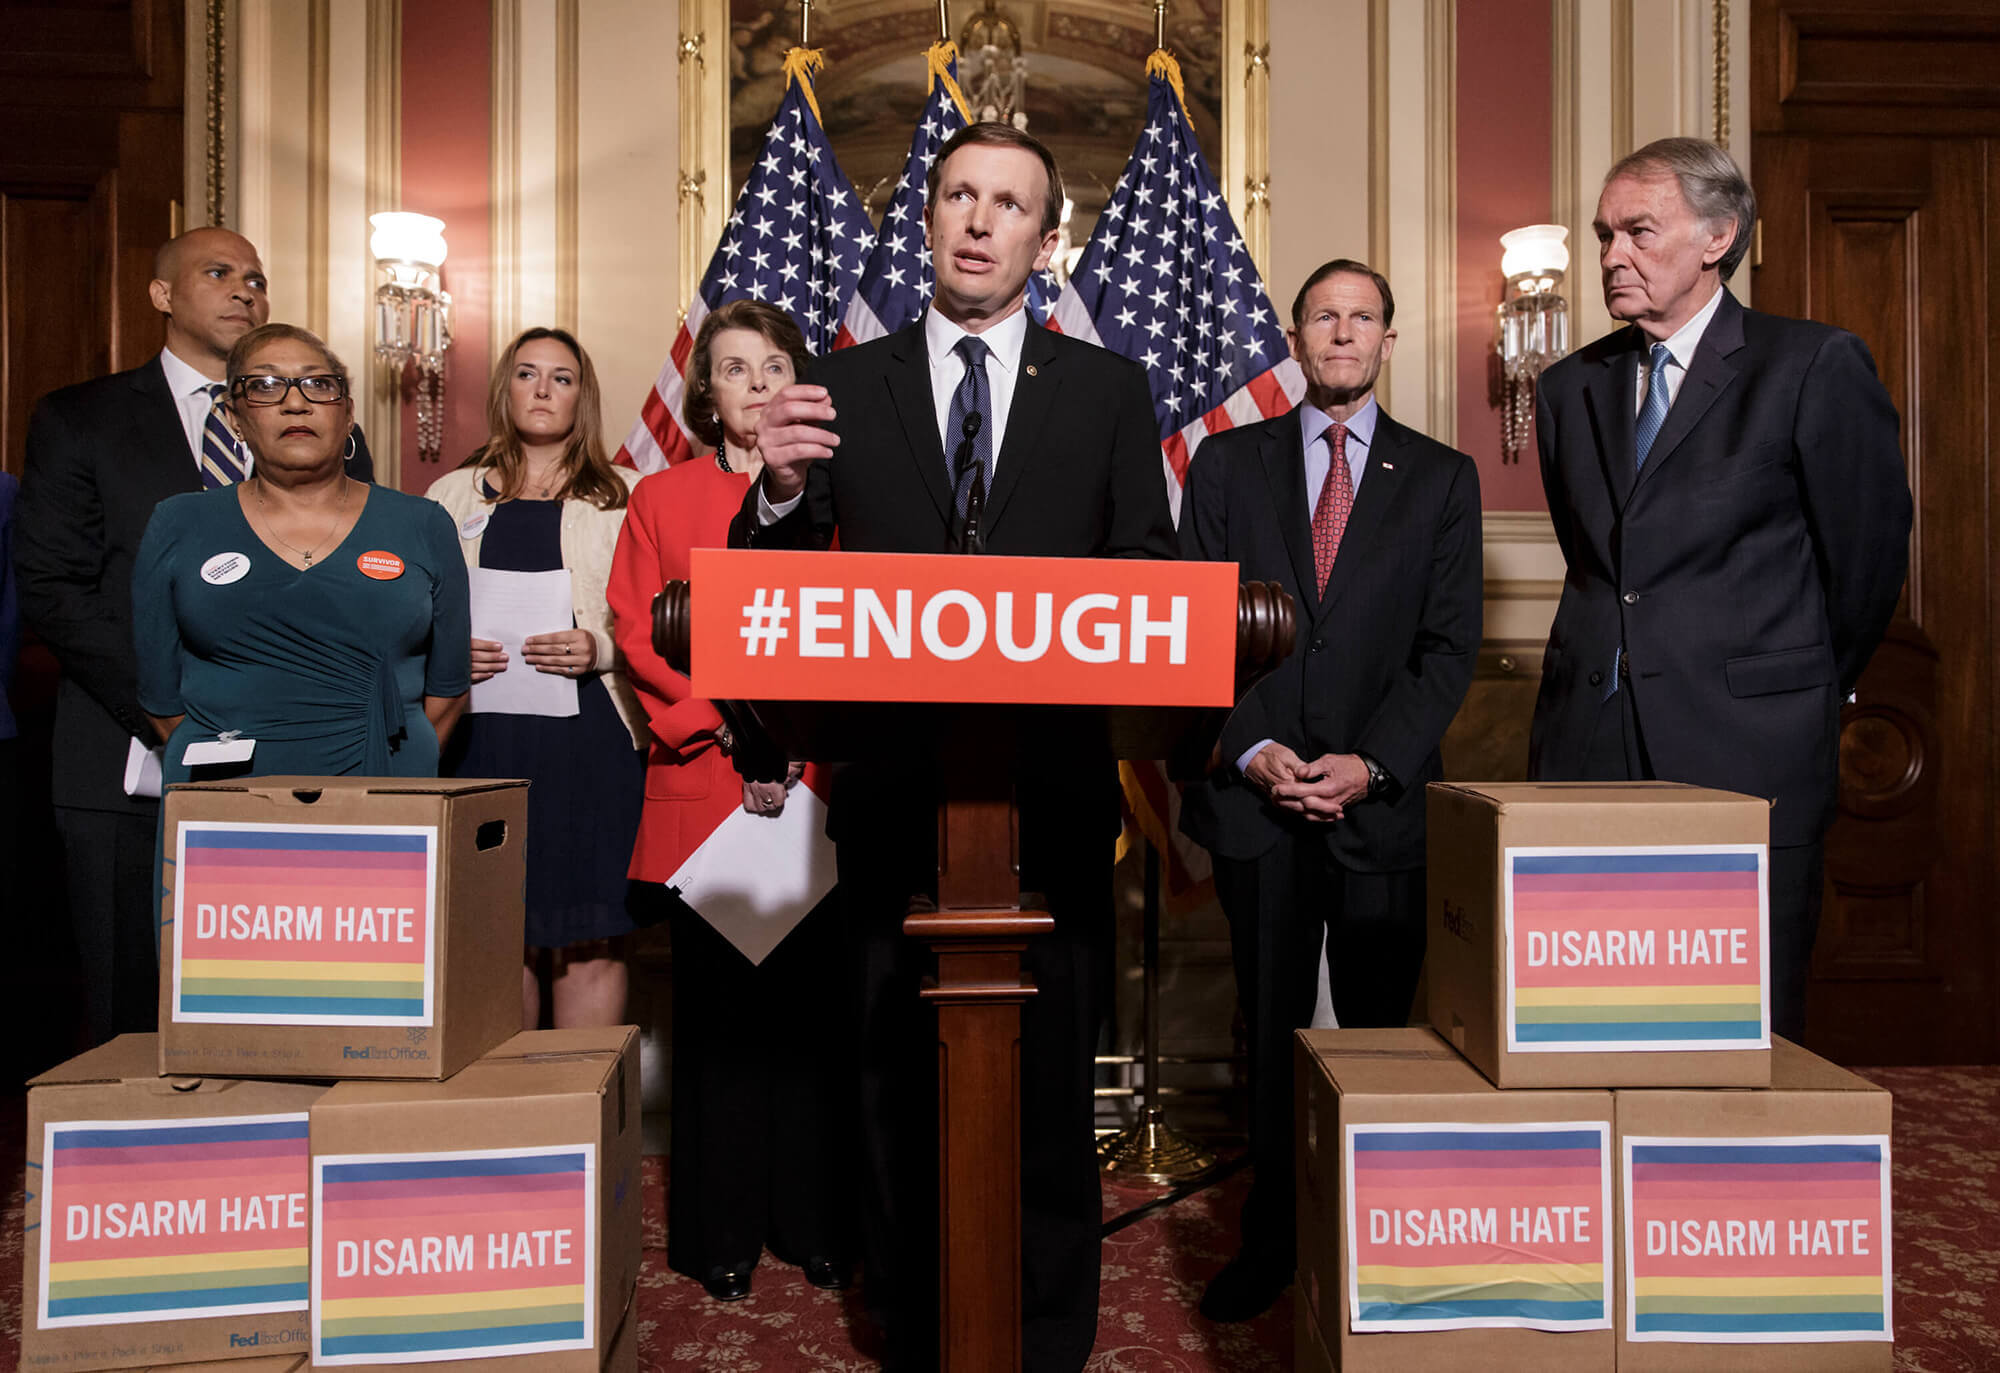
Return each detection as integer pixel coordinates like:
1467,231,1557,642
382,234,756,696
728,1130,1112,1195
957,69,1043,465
1623,1135,1893,1343
312,1144,595,1365
1505,845,1769,1053
171,821,438,1026
1343,1121,1613,1332
37,1113,310,1328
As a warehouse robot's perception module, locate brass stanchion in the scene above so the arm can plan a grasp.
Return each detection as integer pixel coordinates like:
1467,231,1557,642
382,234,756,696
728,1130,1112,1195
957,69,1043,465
1098,838,1216,1183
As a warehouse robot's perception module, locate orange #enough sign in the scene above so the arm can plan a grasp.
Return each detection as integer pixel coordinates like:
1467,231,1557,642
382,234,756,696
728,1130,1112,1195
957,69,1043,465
690,550,1239,707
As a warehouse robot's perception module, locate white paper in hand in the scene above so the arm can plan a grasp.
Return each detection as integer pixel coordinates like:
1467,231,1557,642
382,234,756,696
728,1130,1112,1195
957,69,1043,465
123,737,165,798
468,566,580,717
668,785,837,965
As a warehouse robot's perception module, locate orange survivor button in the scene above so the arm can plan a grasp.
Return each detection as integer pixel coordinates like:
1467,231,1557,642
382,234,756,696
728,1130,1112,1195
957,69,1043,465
357,550,406,580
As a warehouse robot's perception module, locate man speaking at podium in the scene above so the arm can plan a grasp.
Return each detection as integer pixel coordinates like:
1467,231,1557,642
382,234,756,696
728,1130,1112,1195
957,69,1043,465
731,123,1175,1370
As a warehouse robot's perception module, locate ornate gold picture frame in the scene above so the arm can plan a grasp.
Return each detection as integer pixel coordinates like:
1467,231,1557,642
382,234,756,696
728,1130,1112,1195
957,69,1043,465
675,0,1270,314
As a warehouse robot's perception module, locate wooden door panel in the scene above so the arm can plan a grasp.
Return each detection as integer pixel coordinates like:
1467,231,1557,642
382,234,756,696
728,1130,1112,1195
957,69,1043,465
1754,128,1994,1063
0,0,182,1073
0,179,113,480
0,0,182,478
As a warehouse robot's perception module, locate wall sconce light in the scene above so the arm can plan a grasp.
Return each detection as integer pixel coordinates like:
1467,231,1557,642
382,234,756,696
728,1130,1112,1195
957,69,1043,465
1496,223,1569,464
370,211,453,463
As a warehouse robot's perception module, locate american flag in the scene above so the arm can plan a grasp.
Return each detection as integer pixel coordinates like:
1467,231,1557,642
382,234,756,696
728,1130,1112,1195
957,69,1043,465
836,43,968,348
616,49,875,472
1052,53,1305,897
1050,55,1304,526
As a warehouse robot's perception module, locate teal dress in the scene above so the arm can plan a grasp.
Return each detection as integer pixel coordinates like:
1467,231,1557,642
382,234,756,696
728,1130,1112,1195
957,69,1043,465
133,485,471,784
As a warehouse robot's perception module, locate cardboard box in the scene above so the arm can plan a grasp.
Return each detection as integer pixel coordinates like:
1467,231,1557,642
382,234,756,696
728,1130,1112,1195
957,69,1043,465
1427,781,1772,1089
1295,1027,1615,1372
140,1360,306,1373
1614,1037,1893,1372
159,777,527,1081
1295,1291,1337,1373
22,1036,326,1372
307,1027,643,1370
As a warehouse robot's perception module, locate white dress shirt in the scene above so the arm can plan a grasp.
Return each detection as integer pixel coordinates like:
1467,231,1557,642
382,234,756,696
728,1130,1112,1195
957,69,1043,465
1635,283,1725,416
1237,395,1382,776
923,303,1027,460
158,346,232,466
759,304,1032,524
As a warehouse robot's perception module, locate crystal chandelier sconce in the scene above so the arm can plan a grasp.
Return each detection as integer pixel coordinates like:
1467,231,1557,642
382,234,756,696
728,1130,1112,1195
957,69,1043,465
369,212,453,464
1495,223,1570,465
960,0,1028,129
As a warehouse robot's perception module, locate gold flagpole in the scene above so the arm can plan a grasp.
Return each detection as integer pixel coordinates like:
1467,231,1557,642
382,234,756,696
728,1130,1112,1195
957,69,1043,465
1099,0,1220,1188
800,0,812,47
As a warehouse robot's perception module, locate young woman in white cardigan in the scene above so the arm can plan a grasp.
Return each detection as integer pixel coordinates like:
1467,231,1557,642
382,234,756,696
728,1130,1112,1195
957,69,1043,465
427,327,646,1029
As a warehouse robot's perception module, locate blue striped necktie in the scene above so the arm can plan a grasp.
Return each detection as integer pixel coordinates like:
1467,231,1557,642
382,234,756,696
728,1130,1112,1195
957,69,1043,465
946,336,993,520
1633,342,1674,470
199,382,248,487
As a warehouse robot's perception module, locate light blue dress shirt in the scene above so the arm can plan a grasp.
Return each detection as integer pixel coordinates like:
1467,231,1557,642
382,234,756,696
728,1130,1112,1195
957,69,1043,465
1236,397,1381,777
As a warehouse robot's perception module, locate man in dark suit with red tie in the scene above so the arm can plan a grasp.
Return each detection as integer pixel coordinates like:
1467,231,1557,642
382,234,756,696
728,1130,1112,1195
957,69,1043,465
1177,258,1484,1321
731,123,1174,1371
16,226,373,1048
1528,139,1911,1043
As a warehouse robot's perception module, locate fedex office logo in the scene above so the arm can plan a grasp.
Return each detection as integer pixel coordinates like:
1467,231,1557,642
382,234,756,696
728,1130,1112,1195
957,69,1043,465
741,586,1188,665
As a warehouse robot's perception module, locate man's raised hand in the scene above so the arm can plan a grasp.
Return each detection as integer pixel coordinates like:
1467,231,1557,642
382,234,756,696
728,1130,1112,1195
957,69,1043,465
755,383,840,503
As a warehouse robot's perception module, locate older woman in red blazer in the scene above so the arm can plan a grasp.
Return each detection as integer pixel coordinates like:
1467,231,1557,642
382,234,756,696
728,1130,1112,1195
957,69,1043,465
607,299,848,1305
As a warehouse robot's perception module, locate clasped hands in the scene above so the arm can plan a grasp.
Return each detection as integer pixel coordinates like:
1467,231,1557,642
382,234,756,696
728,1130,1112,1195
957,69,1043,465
743,761,808,817
469,629,596,684
1244,742,1371,822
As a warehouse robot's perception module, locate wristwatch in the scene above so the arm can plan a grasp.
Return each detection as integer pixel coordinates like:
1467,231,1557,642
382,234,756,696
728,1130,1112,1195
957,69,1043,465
1357,751,1391,800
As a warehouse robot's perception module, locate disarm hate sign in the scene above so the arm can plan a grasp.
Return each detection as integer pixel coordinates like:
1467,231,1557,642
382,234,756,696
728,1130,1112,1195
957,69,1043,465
689,550,1240,707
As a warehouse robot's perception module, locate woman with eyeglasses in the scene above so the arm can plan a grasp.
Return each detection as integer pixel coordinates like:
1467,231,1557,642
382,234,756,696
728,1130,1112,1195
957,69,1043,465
132,323,471,786
607,299,849,1303
426,327,646,1031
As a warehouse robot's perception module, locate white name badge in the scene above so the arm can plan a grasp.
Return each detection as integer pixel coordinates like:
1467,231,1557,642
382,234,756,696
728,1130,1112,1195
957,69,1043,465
460,511,491,539
182,736,257,767
200,551,252,585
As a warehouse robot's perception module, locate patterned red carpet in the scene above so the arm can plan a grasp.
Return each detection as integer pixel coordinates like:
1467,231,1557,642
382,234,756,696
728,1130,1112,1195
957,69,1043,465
4,1066,1995,1371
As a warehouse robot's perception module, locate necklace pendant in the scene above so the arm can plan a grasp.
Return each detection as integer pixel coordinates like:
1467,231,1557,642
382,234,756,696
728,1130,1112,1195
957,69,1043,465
302,552,313,565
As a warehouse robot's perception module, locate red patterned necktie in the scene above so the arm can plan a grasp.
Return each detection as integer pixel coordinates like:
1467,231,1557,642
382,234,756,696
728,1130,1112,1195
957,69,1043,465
1310,421,1353,595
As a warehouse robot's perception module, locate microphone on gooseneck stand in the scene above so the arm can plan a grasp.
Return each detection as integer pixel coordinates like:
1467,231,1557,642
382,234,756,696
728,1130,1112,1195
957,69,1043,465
954,410,987,555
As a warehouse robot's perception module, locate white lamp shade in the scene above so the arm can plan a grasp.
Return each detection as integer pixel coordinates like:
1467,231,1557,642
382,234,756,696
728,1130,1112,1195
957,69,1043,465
1500,223,1568,280
370,212,449,270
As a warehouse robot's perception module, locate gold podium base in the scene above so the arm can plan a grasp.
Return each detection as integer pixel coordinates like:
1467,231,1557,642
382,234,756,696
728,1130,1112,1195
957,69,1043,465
1097,1106,1218,1184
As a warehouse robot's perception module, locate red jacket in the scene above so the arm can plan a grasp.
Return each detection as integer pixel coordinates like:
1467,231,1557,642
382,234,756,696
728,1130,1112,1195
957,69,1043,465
608,460,752,884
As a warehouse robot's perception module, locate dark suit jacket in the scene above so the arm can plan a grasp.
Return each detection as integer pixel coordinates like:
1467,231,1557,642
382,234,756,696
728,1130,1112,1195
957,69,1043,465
1177,404,1483,872
16,354,375,813
729,318,1177,867
734,319,1174,561
1528,289,1911,847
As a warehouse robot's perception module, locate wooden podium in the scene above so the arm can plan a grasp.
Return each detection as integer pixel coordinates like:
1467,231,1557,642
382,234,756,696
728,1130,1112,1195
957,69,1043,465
655,557,1292,1369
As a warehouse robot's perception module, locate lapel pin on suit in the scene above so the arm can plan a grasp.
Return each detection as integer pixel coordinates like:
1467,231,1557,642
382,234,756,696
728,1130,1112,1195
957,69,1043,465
1025,364,1038,376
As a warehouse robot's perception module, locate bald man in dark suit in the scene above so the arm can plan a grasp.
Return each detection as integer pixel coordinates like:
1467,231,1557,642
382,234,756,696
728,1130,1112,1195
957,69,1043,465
17,227,373,1047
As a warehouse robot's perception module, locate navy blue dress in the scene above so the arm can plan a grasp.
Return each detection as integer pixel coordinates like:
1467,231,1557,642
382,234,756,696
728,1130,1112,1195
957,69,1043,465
446,494,644,947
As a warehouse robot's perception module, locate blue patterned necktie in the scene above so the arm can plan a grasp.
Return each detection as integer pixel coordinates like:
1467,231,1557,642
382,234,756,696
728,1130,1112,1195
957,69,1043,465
199,382,248,487
945,336,993,521
1633,342,1674,470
